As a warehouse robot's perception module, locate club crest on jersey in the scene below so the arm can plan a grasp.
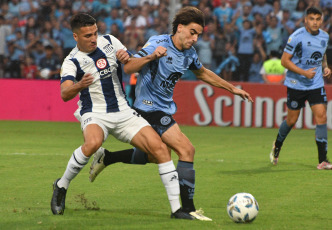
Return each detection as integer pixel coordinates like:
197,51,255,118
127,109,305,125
166,56,173,64
291,101,298,109
96,58,107,69
160,116,171,126
103,44,113,53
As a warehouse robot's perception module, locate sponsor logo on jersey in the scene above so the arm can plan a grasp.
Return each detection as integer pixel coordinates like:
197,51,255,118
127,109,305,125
166,56,173,64
160,72,182,89
99,66,113,77
96,58,107,69
156,38,168,44
143,99,153,106
160,116,171,125
306,52,322,65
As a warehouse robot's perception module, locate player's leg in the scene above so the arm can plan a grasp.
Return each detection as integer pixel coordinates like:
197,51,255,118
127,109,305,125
130,126,193,219
270,88,303,165
51,120,105,215
270,108,300,165
311,104,331,169
161,124,211,221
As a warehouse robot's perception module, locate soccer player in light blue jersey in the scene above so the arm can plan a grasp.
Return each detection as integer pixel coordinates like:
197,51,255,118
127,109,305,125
89,7,253,221
269,7,332,169
50,13,193,220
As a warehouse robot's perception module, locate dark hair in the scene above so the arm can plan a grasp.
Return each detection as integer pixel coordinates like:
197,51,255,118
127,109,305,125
70,13,96,31
306,7,322,16
172,6,205,34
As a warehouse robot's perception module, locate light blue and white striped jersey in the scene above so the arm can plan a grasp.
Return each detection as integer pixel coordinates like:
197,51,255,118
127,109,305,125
133,34,202,115
283,27,329,90
60,35,130,116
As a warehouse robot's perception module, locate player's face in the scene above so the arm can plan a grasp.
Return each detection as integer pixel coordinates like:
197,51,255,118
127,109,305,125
177,22,203,50
305,13,323,34
73,24,98,53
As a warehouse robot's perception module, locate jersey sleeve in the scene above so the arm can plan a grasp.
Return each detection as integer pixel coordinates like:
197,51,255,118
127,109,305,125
134,36,160,58
107,34,127,51
188,47,203,70
60,58,77,84
284,32,299,55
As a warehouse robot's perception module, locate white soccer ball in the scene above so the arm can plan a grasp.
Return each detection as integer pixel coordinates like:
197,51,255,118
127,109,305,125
227,192,259,223
40,68,51,79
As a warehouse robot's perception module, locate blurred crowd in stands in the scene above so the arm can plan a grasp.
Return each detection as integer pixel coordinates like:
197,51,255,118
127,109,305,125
1,0,332,84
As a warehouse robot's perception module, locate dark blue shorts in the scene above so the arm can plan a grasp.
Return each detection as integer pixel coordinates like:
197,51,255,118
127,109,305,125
133,108,176,136
287,87,327,110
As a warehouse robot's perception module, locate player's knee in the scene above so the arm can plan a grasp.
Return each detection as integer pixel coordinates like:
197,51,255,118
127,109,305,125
84,139,103,156
150,142,171,163
178,143,195,160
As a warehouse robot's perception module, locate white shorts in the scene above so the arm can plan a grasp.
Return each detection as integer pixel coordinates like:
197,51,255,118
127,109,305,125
75,108,150,143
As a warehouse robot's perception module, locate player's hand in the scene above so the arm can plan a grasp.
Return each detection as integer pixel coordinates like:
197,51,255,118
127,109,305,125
116,49,130,64
79,73,94,88
233,88,253,102
303,67,316,79
152,46,167,60
323,67,331,78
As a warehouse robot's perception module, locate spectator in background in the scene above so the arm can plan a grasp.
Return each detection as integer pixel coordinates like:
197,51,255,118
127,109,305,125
19,0,39,21
60,20,76,59
291,0,307,27
212,28,228,70
37,45,60,80
195,30,213,69
72,0,93,15
265,15,283,55
271,0,283,21
104,8,124,34
23,16,39,40
21,55,38,79
248,36,267,83
280,0,298,12
124,7,147,30
213,0,233,28
92,0,112,20
251,0,273,18
0,15,13,78
260,50,286,84
233,2,254,30
8,0,20,18
236,19,257,81
215,42,239,81
4,41,24,78
0,3,15,22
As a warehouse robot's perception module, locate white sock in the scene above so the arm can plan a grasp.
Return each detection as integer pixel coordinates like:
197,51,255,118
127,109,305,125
57,146,90,190
158,160,181,213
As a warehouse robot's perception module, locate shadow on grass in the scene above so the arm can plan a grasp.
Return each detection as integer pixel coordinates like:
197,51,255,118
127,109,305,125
219,162,315,175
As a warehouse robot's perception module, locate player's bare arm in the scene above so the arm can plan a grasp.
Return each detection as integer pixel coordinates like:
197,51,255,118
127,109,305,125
281,52,316,79
116,49,130,64
123,46,167,74
322,54,331,78
61,73,94,102
193,66,253,102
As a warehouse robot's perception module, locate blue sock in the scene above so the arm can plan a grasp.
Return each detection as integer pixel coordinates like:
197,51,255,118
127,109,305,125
276,120,293,147
177,160,196,212
316,124,328,163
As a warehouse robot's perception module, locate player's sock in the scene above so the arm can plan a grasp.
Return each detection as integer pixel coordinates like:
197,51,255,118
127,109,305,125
275,120,293,148
159,160,181,213
177,160,196,213
315,124,328,163
57,146,90,189
103,148,149,166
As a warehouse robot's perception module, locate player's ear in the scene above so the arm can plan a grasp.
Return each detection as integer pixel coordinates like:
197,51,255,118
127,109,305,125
73,33,78,42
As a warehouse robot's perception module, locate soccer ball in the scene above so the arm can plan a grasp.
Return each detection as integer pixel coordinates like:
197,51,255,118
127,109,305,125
227,192,259,223
40,68,51,79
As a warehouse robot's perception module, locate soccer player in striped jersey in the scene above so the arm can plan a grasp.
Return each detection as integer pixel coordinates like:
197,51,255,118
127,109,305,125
89,7,253,221
269,7,332,169
51,13,193,220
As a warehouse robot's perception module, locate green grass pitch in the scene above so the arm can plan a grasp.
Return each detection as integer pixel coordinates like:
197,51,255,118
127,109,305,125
1,120,332,230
